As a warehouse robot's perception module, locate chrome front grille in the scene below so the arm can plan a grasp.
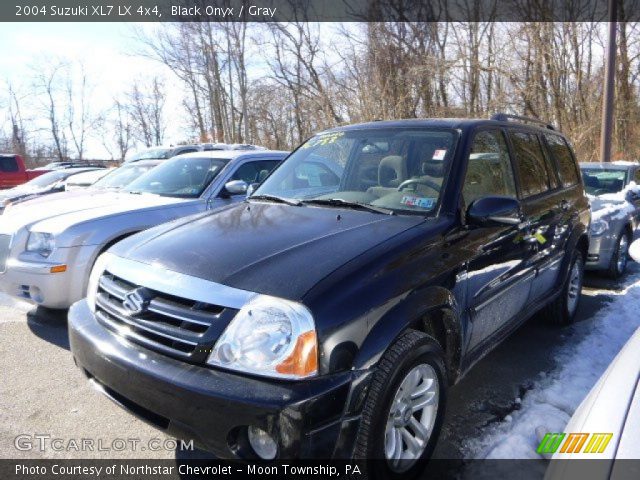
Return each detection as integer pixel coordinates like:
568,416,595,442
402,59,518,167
0,234,11,272
95,270,232,361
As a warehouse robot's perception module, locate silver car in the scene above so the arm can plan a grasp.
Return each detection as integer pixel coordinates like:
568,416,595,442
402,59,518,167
580,162,640,278
545,327,640,480
0,150,286,309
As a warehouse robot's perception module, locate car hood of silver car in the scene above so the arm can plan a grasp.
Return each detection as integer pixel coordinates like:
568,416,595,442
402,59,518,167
0,190,193,237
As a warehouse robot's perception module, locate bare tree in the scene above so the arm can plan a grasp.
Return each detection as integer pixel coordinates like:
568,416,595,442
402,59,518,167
127,77,166,147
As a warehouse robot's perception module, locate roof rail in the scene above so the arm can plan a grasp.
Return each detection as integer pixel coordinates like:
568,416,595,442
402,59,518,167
491,113,555,130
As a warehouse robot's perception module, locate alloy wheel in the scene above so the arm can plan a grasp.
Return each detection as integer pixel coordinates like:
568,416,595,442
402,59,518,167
617,234,629,274
567,259,583,316
384,364,439,472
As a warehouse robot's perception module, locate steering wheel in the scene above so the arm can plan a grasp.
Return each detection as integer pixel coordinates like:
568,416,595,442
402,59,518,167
397,178,441,193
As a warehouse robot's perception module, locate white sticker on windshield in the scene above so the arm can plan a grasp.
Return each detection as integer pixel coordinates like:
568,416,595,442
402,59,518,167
432,149,447,160
401,195,436,209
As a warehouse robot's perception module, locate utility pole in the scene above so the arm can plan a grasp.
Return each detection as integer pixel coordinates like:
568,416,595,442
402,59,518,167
600,0,617,162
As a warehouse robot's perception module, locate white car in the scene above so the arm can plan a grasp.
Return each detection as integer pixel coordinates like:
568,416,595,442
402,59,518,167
64,169,113,191
545,327,640,479
0,150,286,309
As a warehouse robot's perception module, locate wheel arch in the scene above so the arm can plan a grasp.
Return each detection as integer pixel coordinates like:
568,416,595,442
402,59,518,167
352,285,463,386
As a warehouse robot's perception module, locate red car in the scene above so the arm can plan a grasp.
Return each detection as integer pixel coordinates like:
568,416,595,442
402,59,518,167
0,154,48,189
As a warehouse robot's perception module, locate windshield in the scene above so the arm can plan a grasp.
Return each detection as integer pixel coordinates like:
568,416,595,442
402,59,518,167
92,163,158,189
581,168,628,195
254,128,457,214
23,170,70,188
124,156,228,198
128,148,172,161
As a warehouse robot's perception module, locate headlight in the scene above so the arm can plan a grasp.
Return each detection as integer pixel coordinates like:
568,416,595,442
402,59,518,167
590,219,609,236
207,295,318,379
26,232,55,257
87,252,112,312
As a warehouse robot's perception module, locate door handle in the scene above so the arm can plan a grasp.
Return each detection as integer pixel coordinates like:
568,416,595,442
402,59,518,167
559,200,570,211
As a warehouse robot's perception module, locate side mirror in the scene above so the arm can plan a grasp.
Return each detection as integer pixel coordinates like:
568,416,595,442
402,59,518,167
467,196,522,226
627,189,640,201
222,180,248,197
246,182,260,197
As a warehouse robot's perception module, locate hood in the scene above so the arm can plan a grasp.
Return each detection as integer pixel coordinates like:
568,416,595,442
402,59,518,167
589,196,635,222
0,191,189,235
110,202,425,299
0,185,51,202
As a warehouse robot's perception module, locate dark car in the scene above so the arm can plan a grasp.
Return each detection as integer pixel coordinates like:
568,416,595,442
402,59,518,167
125,145,203,162
69,115,589,477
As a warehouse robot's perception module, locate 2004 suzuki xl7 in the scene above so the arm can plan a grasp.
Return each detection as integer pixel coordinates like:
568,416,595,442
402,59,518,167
69,114,590,478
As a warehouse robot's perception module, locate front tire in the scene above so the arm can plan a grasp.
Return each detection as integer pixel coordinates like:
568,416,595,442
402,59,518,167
545,250,584,325
353,330,446,479
607,230,631,279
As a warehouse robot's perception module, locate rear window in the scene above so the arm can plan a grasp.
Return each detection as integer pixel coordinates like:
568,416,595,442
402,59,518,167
0,156,19,172
509,131,555,198
544,134,579,187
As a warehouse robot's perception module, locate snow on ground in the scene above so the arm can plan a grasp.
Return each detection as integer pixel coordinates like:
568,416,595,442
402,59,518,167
466,272,640,459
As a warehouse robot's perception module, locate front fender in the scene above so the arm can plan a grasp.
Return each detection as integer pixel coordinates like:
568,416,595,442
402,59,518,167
353,285,462,380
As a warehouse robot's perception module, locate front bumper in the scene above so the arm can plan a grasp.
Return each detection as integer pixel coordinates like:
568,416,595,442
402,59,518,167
69,300,369,459
0,245,95,308
585,234,615,270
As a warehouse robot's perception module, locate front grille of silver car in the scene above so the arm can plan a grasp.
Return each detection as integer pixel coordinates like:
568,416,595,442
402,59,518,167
0,234,11,272
94,271,234,362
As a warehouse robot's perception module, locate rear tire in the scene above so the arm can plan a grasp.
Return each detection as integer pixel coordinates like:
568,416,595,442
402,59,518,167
606,229,631,279
545,250,584,325
353,330,446,480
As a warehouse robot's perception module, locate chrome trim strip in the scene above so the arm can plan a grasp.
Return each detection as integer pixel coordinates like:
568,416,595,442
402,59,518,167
95,311,192,359
96,294,198,346
147,302,213,327
103,253,256,310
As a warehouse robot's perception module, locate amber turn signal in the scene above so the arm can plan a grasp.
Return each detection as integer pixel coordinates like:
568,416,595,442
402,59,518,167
276,330,318,377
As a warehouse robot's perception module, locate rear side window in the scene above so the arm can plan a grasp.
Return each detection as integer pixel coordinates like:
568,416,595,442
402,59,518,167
231,160,281,184
544,134,579,187
462,130,517,206
509,131,555,198
0,156,19,172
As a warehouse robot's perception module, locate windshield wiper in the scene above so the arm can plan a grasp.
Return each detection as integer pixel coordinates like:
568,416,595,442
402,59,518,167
248,194,303,206
302,198,394,215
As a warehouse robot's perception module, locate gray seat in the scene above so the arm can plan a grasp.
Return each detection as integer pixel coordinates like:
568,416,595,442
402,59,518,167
368,155,407,198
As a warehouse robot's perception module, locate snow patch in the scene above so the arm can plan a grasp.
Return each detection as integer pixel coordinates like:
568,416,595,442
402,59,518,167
467,273,640,459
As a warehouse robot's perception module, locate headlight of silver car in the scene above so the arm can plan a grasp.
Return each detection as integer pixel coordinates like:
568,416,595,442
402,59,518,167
26,232,55,257
207,295,318,379
590,219,609,236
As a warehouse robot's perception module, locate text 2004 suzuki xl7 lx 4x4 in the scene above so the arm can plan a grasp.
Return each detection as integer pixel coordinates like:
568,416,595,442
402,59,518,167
69,116,589,478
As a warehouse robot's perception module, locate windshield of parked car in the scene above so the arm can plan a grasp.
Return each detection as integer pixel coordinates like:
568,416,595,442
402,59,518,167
580,168,628,195
128,147,172,161
21,170,71,188
124,156,228,198
253,128,457,214
92,162,159,190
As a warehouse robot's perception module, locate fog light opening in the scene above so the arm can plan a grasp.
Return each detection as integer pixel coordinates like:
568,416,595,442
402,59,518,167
29,286,43,303
247,426,277,460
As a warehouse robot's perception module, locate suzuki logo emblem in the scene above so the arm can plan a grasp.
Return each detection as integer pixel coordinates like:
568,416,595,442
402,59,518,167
122,288,150,315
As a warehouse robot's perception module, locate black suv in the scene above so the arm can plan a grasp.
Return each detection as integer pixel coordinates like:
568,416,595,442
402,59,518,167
69,115,589,477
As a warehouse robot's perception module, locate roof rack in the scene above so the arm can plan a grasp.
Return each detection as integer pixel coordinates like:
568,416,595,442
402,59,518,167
491,113,555,131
